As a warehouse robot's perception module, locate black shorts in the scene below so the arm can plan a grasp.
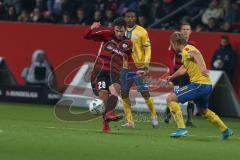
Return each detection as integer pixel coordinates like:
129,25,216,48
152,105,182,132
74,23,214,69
91,70,120,96
172,73,190,87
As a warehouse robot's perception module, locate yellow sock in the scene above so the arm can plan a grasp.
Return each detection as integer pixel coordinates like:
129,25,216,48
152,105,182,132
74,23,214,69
122,98,133,123
202,109,227,132
168,101,186,128
145,97,157,118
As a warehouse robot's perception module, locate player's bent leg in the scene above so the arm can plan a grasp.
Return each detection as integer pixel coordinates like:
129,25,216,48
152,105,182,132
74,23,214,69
167,93,187,137
107,83,120,111
104,83,123,122
199,108,233,140
98,90,110,110
140,91,159,128
164,107,171,124
121,90,134,128
98,90,111,132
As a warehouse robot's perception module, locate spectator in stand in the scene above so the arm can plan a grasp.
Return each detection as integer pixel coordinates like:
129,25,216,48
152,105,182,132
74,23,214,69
201,0,223,25
61,0,77,16
235,0,240,22
47,0,54,12
0,1,7,20
138,0,151,19
18,10,31,22
103,9,115,27
6,5,17,21
149,0,166,25
42,10,55,23
162,0,176,14
138,14,148,28
91,10,104,24
6,0,22,14
195,24,205,32
221,21,239,33
0,0,240,33
31,7,44,23
35,0,47,11
222,0,237,23
60,11,73,24
94,0,105,12
116,0,138,16
106,0,119,12
211,35,236,82
21,49,56,87
74,8,89,25
205,17,220,32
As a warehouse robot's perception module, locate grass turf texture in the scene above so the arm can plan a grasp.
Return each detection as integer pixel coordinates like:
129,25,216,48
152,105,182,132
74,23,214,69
0,102,240,160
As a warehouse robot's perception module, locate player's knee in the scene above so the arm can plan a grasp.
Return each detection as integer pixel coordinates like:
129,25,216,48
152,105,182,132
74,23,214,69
166,93,177,103
199,108,208,116
140,91,150,100
109,83,120,96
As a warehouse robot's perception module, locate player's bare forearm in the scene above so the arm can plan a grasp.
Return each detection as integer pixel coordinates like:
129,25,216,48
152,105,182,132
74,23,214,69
84,22,100,39
168,65,187,81
83,22,111,41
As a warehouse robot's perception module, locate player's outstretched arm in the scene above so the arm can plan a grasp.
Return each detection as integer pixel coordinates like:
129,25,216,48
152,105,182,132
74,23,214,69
167,65,187,81
191,50,209,76
83,22,112,41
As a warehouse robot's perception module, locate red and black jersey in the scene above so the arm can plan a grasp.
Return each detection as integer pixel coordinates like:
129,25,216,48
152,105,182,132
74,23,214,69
84,27,133,74
166,40,197,74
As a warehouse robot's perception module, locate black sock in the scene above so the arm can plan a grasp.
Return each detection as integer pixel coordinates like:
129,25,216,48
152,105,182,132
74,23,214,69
105,95,118,112
187,102,194,122
165,107,171,119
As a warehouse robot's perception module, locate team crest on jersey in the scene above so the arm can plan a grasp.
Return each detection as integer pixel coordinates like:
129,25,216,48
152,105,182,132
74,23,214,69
184,48,190,51
122,43,128,49
132,34,139,39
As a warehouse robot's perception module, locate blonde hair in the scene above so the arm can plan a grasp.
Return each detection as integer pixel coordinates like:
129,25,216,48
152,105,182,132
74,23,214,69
170,31,187,45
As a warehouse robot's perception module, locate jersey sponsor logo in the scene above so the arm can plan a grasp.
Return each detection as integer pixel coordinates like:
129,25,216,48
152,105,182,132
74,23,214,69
104,41,128,57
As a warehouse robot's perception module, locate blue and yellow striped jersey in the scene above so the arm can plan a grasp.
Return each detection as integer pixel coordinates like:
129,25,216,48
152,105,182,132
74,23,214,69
123,25,151,69
182,45,211,85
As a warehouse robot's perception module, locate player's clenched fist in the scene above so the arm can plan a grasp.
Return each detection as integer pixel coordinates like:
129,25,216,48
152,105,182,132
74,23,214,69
166,75,174,82
90,22,101,30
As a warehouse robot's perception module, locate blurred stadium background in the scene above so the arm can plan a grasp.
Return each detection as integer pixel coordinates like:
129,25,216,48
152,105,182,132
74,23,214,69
0,0,240,160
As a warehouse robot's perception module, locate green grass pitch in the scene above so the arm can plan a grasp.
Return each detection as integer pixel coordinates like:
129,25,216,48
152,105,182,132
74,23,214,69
0,102,240,160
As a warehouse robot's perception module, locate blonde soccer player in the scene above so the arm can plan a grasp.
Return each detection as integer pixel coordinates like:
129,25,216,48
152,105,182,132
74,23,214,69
166,32,233,139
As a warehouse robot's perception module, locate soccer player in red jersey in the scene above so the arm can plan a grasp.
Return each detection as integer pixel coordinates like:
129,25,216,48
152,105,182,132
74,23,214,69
165,22,196,126
84,17,134,132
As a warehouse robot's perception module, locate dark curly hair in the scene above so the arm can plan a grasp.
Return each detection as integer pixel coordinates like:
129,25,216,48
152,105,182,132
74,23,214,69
112,17,127,28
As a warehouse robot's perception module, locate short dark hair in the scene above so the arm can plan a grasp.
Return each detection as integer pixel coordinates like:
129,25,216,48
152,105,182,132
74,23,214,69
170,31,187,45
123,9,137,17
112,17,127,28
180,22,191,30
221,35,229,40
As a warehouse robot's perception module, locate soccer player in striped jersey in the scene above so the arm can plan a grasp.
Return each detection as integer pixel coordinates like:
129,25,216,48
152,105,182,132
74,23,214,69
120,10,159,128
84,17,134,132
166,32,233,139
165,22,196,127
